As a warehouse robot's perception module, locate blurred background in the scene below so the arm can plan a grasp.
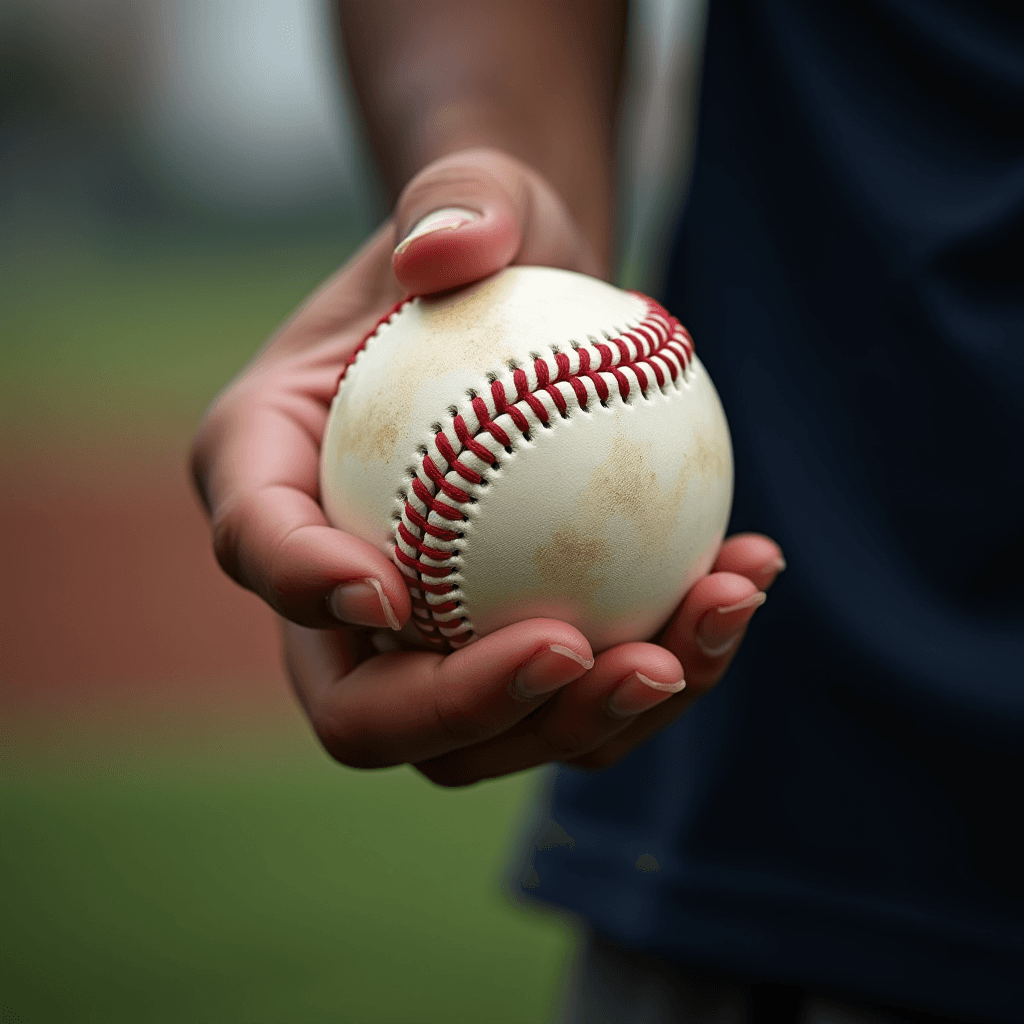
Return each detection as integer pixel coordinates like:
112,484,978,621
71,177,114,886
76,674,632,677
1,1,705,1020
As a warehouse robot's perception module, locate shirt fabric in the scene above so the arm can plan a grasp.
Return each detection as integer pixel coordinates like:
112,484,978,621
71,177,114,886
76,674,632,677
516,1,1024,1020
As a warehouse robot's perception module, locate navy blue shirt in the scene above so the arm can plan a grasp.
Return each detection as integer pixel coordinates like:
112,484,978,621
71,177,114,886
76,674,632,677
519,1,1024,1019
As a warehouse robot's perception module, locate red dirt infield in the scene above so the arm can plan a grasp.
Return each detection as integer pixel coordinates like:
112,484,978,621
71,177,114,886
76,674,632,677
1,440,287,723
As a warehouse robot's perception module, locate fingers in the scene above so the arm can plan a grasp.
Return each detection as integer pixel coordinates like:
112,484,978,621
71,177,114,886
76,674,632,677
711,532,786,591
188,223,416,629
193,390,412,630
659,572,765,690
658,533,784,684
288,531,785,784
558,572,765,774
414,642,684,787
391,148,602,295
215,486,410,630
568,534,786,772
284,618,595,769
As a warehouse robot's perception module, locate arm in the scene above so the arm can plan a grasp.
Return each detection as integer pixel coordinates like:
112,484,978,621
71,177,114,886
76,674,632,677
191,2,783,784
339,0,626,271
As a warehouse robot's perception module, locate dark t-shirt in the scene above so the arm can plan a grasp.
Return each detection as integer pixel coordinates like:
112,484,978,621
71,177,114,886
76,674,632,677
519,1,1024,1019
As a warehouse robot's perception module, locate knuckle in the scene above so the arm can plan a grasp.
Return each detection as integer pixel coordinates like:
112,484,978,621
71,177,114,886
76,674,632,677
311,709,394,771
431,687,496,748
215,496,309,615
211,489,289,605
210,496,247,582
263,521,306,610
398,161,503,223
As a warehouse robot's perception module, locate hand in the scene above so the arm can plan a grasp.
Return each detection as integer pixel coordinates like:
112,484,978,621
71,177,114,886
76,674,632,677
191,146,784,786
191,148,595,630
286,533,783,784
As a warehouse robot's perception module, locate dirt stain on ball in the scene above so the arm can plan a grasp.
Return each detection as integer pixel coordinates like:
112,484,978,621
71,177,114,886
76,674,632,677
532,525,613,605
584,431,690,558
331,388,403,465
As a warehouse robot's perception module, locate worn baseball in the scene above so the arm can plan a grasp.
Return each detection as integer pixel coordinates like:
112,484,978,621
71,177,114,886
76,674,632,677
320,266,733,653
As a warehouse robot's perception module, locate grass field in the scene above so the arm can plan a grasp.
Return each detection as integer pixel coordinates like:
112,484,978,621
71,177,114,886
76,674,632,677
2,733,568,1023
1,227,357,440
1,226,573,1024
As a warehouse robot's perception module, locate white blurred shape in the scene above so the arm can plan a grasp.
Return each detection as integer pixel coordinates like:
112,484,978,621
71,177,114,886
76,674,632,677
618,0,708,293
141,0,370,217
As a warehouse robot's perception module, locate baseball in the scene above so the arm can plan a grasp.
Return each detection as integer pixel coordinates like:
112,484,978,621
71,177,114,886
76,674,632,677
320,266,733,653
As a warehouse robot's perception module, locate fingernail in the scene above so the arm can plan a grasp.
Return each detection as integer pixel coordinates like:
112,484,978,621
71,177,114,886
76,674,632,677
512,644,594,701
328,578,400,630
695,591,766,658
607,672,685,720
394,207,481,255
755,555,787,588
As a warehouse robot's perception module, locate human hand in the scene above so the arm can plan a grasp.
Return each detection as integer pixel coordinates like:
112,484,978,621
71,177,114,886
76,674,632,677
191,146,783,785
286,532,783,784
191,148,596,631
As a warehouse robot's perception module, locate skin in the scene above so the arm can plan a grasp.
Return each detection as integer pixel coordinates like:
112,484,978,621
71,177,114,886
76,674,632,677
190,4,785,787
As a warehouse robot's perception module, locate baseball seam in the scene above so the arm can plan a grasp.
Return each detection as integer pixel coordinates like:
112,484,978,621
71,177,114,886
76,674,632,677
355,295,696,651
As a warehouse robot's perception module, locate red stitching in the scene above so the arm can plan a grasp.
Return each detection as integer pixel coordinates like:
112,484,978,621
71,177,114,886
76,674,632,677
472,396,512,448
371,295,694,650
492,380,531,434
434,432,482,484
522,390,549,421
394,545,455,580
416,579,457,595
334,296,410,394
397,522,450,561
422,455,471,503
411,477,463,521
547,385,569,417
586,371,610,403
454,415,495,465
404,503,460,542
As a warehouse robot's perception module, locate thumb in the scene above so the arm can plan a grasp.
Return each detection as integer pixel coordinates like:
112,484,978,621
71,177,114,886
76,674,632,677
391,147,602,295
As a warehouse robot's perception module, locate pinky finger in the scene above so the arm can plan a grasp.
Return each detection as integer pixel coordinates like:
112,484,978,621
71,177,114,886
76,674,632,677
712,532,786,591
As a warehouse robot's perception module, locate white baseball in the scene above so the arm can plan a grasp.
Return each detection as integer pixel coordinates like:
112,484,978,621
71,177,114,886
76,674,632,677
320,266,733,653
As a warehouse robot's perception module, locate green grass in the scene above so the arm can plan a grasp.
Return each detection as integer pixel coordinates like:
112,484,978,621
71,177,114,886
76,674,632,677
1,734,569,1024
0,227,359,442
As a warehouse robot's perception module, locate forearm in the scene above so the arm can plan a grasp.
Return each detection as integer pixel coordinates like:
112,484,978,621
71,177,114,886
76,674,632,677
338,0,627,270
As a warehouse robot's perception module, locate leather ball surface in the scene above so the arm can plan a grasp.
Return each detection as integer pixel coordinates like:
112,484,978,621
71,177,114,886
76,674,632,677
320,266,733,652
